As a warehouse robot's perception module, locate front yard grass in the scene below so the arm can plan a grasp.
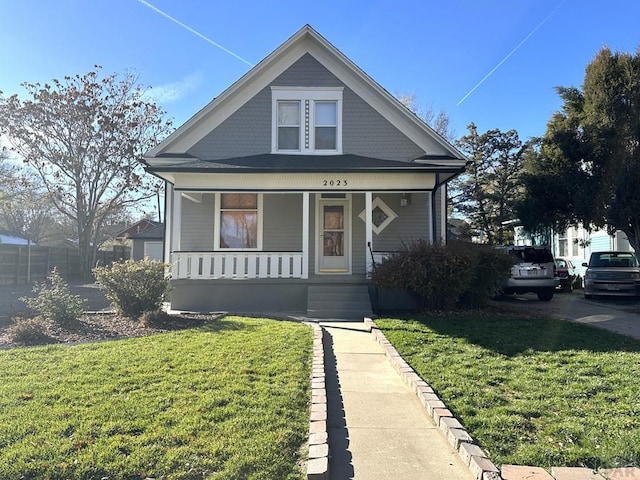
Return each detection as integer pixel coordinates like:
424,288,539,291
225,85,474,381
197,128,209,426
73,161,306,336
376,314,640,470
0,316,312,480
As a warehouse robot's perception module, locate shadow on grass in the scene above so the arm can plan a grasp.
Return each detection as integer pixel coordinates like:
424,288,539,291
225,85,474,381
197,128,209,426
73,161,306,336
381,313,640,357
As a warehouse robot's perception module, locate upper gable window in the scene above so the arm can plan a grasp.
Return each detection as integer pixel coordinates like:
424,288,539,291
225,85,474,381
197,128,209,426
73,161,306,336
272,87,343,154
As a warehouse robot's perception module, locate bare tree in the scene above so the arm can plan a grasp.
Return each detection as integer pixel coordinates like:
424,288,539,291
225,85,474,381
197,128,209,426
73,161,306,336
395,92,456,141
0,67,172,277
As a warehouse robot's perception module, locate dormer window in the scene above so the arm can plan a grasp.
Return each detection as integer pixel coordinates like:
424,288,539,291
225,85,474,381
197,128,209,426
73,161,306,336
272,87,343,154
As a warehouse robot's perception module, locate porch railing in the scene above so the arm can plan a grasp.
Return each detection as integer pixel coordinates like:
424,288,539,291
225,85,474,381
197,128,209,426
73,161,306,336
171,251,304,280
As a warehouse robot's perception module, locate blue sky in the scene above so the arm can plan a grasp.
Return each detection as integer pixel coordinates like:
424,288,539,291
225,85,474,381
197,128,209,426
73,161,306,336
1,0,639,143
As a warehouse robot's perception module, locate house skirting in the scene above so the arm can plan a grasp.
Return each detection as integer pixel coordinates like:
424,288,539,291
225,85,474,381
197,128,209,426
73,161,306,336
170,278,419,315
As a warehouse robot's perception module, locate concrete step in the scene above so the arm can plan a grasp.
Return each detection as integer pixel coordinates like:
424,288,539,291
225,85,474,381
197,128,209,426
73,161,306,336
307,285,373,319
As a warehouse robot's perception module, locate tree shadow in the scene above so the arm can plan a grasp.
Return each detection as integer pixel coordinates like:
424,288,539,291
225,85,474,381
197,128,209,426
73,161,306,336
382,312,640,357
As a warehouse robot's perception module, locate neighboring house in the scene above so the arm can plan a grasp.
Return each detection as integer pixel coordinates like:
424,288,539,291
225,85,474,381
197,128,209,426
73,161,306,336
0,230,33,245
142,25,467,317
513,224,635,277
115,219,163,242
129,224,164,261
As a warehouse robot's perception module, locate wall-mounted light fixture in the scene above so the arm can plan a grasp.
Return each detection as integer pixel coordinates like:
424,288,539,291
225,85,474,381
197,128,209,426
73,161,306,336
400,193,412,207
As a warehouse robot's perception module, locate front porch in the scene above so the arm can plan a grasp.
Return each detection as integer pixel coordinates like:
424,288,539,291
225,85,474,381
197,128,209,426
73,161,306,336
170,250,397,281
169,275,375,319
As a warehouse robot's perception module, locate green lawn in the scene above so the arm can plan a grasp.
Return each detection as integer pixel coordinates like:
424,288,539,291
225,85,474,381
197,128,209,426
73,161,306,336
376,314,640,469
0,317,312,480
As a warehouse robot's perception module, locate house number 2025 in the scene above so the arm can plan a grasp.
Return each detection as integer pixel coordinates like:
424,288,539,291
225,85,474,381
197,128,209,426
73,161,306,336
322,179,348,187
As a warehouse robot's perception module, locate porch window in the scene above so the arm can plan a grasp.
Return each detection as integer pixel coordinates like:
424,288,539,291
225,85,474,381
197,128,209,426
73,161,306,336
215,193,262,250
271,87,342,154
358,197,397,234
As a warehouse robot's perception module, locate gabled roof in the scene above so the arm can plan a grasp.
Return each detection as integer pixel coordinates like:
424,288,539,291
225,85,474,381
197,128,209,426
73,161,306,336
128,224,164,240
115,219,162,239
144,25,466,164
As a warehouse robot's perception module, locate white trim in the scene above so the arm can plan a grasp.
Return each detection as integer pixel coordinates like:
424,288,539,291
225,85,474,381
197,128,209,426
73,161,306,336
171,189,182,252
271,87,343,155
439,187,447,244
365,192,373,274
164,184,173,263
358,196,398,235
302,192,309,279
170,172,436,191
213,193,264,251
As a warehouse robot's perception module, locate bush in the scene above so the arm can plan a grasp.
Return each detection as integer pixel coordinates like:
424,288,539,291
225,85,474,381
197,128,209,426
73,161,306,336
7,317,55,345
20,268,87,326
370,240,513,310
94,259,170,318
140,310,173,328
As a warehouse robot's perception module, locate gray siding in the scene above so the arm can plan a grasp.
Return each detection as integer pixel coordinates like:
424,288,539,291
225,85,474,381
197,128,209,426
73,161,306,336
188,88,271,160
272,53,344,87
351,194,366,275
131,240,144,260
187,53,424,162
263,194,303,251
180,193,215,250
342,89,424,161
372,193,430,251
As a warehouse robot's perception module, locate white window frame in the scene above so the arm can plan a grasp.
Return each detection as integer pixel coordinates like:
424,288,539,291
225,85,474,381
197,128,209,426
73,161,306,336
271,87,343,155
358,197,398,235
214,193,263,251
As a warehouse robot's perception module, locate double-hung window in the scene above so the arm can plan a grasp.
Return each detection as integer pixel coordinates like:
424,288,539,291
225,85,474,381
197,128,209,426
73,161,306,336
272,87,343,154
215,193,262,250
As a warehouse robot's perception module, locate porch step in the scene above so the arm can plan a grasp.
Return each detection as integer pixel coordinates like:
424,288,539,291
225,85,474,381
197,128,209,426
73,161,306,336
307,284,373,320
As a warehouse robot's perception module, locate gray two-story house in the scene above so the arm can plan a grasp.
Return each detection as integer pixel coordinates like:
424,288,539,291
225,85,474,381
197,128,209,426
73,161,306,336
143,25,467,318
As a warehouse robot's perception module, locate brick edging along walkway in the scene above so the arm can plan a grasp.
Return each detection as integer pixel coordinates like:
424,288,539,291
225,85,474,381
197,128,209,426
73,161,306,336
306,323,330,480
362,318,640,480
362,317,502,480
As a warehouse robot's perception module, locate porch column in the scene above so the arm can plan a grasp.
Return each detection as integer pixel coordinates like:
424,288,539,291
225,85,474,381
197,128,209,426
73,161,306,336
164,183,173,263
427,191,434,244
365,191,373,274
439,186,447,244
302,191,309,279
172,190,182,252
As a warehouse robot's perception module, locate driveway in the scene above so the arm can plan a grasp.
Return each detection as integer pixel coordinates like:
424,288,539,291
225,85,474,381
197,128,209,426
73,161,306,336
494,291,640,340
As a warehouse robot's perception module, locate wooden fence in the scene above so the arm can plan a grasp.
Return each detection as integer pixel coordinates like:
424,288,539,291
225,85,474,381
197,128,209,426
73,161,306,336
0,244,130,285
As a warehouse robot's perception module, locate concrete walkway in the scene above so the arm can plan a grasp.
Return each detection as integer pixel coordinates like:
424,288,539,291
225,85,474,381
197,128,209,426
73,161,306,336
321,321,473,480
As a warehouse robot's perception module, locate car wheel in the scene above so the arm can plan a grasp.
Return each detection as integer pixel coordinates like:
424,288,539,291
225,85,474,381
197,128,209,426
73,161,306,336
562,282,573,293
537,289,554,301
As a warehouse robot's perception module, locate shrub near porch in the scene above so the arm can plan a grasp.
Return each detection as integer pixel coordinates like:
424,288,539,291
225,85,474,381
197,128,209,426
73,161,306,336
0,317,312,480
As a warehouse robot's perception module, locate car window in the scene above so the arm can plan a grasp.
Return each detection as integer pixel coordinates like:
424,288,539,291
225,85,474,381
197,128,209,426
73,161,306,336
589,252,639,267
556,259,567,268
509,248,554,264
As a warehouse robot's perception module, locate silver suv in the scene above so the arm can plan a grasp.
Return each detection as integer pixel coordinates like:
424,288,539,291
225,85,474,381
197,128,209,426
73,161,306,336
496,246,557,301
583,251,640,298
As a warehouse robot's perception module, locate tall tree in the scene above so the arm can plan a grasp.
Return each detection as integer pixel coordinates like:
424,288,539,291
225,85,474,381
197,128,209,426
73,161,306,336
0,67,172,277
395,92,456,141
453,123,528,245
518,46,640,253
0,160,60,244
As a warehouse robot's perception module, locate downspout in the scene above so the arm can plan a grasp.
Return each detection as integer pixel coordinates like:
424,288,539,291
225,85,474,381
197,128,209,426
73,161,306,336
431,173,442,244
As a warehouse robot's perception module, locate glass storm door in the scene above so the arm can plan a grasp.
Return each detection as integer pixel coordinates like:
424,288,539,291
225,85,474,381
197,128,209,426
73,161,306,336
318,199,350,273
